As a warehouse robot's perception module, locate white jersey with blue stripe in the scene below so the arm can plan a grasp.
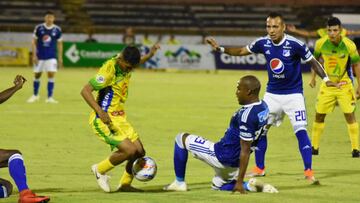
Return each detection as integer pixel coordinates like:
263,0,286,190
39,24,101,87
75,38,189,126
33,23,62,60
214,100,269,167
246,34,313,94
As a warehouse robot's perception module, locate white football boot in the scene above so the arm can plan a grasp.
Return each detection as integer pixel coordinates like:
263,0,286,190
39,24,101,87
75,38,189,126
91,164,111,192
45,97,58,104
247,178,278,193
27,95,40,103
163,180,187,191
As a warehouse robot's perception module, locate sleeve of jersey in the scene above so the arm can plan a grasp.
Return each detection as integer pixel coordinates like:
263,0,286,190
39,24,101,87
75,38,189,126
313,40,322,59
238,112,257,142
298,43,313,62
33,26,39,39
349,42,360,64
246,38,263,54
89,62,114,90
57,28,63,41
317,28,326,38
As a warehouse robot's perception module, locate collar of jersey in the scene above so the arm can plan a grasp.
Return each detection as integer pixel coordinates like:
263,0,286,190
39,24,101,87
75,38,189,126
269,34,287,46
43,23,55,30
242,100,262,108
114,62,128,77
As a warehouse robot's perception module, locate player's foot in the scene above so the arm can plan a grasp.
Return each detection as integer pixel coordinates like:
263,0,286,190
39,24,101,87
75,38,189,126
304,169,320,185
247,178,278,193
352,149,360,158
245,166,265,177
27,95,39,103
18,189,50,203
91,164,111,192
312,147,319,155
116,184,144,192
163,180,187,191
45,97,58,104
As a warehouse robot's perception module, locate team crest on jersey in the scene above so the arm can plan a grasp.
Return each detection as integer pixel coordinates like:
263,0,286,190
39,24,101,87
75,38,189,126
96,75,105,83
283,50,290,57
270,58,284,74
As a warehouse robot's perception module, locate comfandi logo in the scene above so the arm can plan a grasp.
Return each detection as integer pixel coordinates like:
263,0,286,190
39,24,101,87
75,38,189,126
65,44,80,63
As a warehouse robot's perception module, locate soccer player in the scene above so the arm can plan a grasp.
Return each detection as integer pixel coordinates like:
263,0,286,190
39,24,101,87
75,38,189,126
81,44,160,192
0,75,50,203
164,75,278,194
207,12,339,183
27,10,63,104
287,23,360,38
309,17,360,157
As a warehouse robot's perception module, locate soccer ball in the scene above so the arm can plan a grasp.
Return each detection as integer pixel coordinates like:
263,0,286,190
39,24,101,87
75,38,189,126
132,156,157,181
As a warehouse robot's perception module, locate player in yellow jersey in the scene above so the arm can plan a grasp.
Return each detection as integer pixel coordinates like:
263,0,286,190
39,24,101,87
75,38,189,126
81,44,160,192
309,17,360,157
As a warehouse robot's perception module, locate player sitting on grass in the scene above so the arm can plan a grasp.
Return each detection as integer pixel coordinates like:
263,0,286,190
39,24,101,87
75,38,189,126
164,75,278,194
0,75,50,203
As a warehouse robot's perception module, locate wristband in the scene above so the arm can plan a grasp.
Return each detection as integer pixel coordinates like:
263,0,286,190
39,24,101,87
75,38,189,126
217,46,225,53
322,76,330,83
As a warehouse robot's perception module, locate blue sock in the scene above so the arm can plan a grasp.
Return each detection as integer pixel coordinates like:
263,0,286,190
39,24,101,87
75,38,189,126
33,79,40,96
8,154,28,192
0,184,8,198
47,79,55,98
174,142,188,182
296,130,312,170
255,135,267,170
219,180,236,191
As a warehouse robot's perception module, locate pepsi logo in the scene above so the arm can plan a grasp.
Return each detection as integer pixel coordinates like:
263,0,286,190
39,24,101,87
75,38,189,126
270,58,284,74
42,35,52,43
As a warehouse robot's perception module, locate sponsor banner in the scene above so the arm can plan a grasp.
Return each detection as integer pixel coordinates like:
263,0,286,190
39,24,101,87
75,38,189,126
140,45,215,70
63,42,126,67
214,49,311,72
0,46,29,66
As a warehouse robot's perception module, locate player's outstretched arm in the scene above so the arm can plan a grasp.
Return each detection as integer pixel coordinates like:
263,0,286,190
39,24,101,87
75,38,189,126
286,24,318,38
0,75,26,104
308,58,340,88
80,83,112,125
140,43,160,64
347,30,360,36
206,37,250,56
233,139,252,194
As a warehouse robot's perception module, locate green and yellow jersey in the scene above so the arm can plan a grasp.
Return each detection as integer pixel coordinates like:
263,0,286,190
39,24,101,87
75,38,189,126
89,55,131,114
316,28,347,38
314,36,360,84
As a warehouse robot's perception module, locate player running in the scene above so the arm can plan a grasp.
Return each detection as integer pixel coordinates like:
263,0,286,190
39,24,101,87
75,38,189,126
164,75,278,194
309,17,360,157
81,44,160,192
207,12,339,183
1,75,50,203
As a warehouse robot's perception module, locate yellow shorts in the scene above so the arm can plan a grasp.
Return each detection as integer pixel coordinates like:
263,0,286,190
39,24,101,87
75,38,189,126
316,83,356,114
89,111,139,148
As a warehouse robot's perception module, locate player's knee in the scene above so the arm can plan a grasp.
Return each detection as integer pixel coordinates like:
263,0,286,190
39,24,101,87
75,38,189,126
315,113,326,122
175,132,189,149
0,180,13,198
4,150,22,161
137,148,146,158
124,146,138,159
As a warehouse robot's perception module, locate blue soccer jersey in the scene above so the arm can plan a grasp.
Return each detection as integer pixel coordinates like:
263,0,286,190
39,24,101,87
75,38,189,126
247,34,313,94
214,101,269,167
33,23,62,60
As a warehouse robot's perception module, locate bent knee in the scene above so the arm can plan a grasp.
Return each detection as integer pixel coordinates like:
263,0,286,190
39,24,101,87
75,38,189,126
175,132,190,149
0,180,13,198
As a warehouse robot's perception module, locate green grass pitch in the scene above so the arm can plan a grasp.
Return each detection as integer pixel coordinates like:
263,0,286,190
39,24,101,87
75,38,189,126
0,67,359,203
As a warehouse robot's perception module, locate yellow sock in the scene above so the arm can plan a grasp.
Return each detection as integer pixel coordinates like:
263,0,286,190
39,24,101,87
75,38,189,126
120,170,134,186
311,122,325,149
347,123,359,150
97,158,115,174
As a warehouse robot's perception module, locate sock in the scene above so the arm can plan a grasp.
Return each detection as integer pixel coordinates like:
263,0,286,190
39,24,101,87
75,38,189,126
8,153,28,192
218,180,236,191
174,141,188,182
311,122,325,149
97,158,115,174
119,170,134,186
33,79,40,96
295,130,312,170
0,184,8,198
254,135,267,170
47,78,55,98
347,123,359,150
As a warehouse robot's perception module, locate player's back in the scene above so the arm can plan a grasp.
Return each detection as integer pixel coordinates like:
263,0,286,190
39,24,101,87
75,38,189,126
33,23,62,59
214,101,269,167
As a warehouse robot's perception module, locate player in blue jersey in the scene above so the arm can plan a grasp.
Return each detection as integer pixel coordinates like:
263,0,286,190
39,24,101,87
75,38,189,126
164,75,278,194
207,12,340,184
0,75,50,203
27,10,63,104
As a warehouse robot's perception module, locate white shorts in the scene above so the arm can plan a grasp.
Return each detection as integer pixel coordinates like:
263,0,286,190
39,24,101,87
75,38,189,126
33,59,57,73
263,92,307,132
185,134,238,187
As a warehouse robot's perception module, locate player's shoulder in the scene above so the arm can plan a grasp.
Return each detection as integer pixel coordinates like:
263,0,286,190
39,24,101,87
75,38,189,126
34,23,44,30
53,24,62,31
315,36,328,46
342,37,357,49
239,101,266,122
285,34,306,46
252,35,270,44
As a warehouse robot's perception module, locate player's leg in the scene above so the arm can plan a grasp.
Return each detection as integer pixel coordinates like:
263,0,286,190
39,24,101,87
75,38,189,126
0,178,13,198
311,113,326,155
27,62,43,103
45,59,58,103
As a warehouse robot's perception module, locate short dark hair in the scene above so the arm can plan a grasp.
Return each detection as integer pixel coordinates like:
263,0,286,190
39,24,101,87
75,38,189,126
45,10,55,16
122,46,140,66
327,17,341,27
267,12,284,22
242,75,261,96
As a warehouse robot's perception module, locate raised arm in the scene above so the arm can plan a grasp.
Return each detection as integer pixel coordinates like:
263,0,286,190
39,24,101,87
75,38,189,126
233,139,252,194
0,75,26,104
346,29,360,36
206,37,251,56
287,24,318,38
140,43,160,64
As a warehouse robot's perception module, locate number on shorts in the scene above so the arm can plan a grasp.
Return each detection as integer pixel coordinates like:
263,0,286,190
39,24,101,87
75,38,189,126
295,110,306,121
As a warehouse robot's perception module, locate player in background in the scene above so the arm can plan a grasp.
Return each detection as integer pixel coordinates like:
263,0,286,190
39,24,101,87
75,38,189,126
81,44,160,192
164,75,278,194
0,75,50,203
309,17,360,157
27,10,63,104
287,23,360,38
207,12,339,183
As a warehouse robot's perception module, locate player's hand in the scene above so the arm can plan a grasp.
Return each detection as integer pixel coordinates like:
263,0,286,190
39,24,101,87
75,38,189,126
98,110,112,125
232,182,247,195
13,75,26,89
287,24,296,32
150,43,160,54
32,55,38,66
309,78,316,88
58,57,63,69
205,37,219,51
325,81,341,89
